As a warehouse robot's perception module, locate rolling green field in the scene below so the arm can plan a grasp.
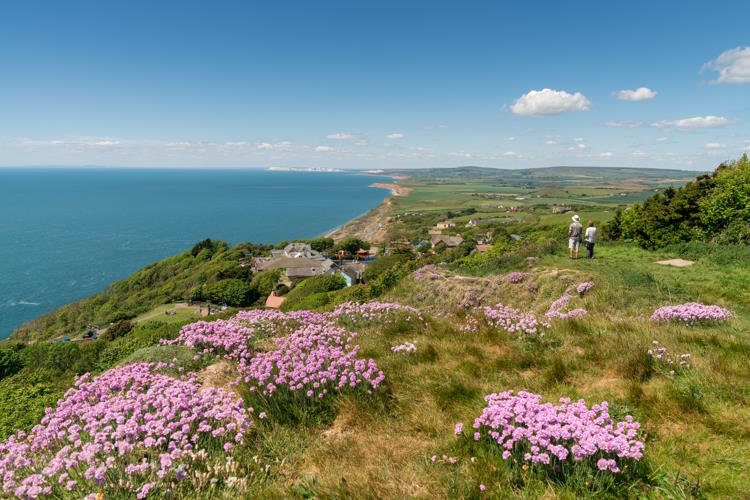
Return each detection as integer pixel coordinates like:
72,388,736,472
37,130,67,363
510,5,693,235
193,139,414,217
388,166,697,218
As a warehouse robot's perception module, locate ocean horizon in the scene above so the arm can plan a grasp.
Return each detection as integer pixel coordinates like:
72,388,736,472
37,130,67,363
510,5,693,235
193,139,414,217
0,168,389,338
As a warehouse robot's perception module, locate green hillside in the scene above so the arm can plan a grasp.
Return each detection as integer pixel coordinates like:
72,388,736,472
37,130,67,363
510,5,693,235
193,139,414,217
1,161,748,498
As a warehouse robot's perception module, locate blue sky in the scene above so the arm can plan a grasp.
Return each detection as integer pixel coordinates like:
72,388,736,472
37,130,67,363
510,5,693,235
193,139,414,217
1,1,749,170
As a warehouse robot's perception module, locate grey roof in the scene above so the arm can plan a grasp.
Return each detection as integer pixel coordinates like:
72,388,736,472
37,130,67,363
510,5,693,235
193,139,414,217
431,234,464,247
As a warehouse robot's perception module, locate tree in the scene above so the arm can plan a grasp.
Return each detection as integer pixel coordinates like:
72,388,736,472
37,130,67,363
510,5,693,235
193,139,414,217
309,237,334,253
334,238,371,254
191,238,214,257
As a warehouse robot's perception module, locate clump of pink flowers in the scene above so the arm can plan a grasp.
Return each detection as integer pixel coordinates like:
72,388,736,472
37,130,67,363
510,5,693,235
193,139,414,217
469,391,644,474
0,362,251,499
648,340,691,374
391,341,416,353
459,316,480,333
483,303,550,336
330,301,425,325
650,302,732,324
242,322,384,399
545,283,590,320
576,281,594,295
505,272,531,284
414,264,440,280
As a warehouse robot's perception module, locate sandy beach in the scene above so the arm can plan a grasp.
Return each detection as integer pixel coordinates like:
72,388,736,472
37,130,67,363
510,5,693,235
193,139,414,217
326,180,412,243
369,182,413,197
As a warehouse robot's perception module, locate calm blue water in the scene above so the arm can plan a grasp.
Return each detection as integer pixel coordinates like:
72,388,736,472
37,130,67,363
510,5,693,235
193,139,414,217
0,168,389,338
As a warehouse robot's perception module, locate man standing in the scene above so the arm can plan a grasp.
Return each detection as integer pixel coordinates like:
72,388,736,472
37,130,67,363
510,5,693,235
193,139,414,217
568,214,583,259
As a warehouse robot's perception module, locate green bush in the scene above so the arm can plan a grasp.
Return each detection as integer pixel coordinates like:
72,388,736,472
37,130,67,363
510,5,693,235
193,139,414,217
99,319,133,342
0,369,67,439
249,269,282,302
0,347,23,381
205,278,257,306
362,254,411,282
281,274,347,311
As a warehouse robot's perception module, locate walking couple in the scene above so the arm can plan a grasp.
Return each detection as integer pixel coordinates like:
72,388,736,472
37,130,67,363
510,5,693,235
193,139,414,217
568,214,597,259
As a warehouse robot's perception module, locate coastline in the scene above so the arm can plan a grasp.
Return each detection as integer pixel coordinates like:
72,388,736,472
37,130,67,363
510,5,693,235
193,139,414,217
325,180,411,243
325,197,393,243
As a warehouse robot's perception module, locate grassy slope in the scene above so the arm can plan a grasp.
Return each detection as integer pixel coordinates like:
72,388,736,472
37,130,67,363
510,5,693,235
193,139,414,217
229,243,747,498
3,242,746,497
8,241,266,343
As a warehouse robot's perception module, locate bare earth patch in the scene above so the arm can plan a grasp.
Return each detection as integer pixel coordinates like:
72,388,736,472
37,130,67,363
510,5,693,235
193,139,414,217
196,361,236,392
656,259,695,267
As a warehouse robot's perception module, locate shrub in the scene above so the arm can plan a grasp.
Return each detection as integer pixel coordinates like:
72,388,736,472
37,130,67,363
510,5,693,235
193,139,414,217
0,347,22,381
205,278,257,306
362,254,410,282
99,319,134,342
281,274,347,311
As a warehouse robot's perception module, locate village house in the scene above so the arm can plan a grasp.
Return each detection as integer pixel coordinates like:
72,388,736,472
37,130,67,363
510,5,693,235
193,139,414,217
430,234,464,248
435,220,455,230
475,244,492,253
255,242,337,281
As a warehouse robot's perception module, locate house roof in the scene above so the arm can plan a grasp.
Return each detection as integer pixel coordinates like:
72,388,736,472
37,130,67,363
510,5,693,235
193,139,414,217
476,244,493,252
265,292,286,309
256,256,328,271
431,234,464,247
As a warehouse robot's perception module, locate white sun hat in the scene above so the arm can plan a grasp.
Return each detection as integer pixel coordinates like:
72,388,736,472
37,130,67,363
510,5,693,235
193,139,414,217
572,214,580,222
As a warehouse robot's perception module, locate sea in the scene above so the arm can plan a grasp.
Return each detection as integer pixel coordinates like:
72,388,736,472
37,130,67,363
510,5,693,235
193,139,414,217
0,168,390,338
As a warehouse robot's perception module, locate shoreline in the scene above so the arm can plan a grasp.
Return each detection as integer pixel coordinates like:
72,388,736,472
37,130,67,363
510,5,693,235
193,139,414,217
325,179,412,243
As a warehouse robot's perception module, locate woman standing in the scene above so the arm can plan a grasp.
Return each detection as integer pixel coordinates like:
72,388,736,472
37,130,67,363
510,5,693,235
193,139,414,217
584,220,597,259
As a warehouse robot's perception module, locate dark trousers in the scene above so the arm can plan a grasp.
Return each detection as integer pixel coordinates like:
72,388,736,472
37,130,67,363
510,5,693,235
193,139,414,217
586,242,595,258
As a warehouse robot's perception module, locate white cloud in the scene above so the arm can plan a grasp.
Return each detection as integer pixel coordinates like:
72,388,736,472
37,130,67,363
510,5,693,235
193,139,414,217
632,149,648,157
257,141,292,151
577,143,586,149
705,143,726,149
657,136,668,142
387,133,404,139
701,46,750,84
545,140,557,145
614,87,657,101
574,137,585,142
652,115,730,129
502,151,517,157
600,151,613,158
326,132,355,140
507,136,515,141
605,120,643,128
510,88,591,116
315,145,334,152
